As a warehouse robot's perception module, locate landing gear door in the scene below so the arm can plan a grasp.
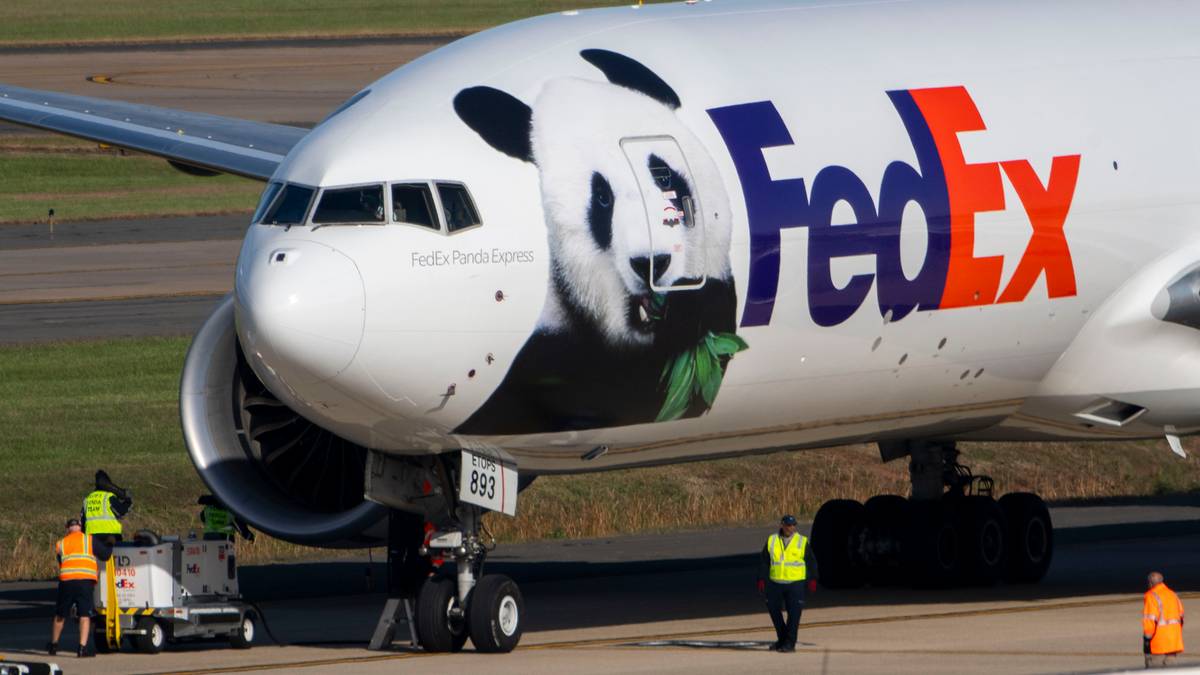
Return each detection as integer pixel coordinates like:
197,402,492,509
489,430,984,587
620,136,706,292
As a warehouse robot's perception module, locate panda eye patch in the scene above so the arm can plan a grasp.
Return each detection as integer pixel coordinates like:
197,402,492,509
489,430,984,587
588,172,614,250
647,154,691,199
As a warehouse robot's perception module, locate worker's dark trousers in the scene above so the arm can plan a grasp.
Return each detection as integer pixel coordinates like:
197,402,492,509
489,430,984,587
90,534,121,562
765,581,805,647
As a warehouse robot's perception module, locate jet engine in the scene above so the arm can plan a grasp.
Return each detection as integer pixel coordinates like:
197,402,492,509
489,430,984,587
180,295,387,545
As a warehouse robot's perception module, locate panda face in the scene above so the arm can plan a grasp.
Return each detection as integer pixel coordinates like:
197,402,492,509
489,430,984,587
452,50,734,350
582,150,701,345
532,79,706,347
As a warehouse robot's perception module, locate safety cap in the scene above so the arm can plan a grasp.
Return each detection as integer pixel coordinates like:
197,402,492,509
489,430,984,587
780,514,797,526
65,517,81,528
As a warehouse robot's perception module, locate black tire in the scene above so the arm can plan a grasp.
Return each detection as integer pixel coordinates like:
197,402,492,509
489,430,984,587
998,492,1054,583
229,612,255,649
467,574,524,653
864,495,910,586
93,629,112,654
955,496,1007,586
812,499,866,588
905,499,959,587
416,576,468,653
132,617,165,654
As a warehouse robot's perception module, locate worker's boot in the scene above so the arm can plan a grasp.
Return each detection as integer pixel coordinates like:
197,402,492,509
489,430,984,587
77,644,94,658
45,642,56,655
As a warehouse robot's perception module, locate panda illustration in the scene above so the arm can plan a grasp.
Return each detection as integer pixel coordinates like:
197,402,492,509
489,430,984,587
453,49,741,435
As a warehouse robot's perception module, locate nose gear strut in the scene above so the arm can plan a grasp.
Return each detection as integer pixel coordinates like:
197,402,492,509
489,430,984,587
365,451,525,654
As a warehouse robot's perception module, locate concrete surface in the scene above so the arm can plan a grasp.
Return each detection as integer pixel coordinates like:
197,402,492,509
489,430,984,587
3,503,1200,674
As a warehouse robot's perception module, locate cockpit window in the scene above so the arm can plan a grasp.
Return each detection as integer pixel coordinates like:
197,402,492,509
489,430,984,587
313,184,385,224
437,183,481,233
391,183,437,230
252,182,283,224
261,184,315,225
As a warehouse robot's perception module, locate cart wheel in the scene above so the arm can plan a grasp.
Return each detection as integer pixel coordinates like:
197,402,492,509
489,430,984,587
229,612,255,649
133,617,166,654
93,629,112,654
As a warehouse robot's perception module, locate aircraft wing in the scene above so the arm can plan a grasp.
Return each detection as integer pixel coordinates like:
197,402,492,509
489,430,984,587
0,83,308,180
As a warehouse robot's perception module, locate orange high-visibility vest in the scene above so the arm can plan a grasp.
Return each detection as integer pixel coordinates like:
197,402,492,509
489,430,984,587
56,531,98,582
1143,583,1185,655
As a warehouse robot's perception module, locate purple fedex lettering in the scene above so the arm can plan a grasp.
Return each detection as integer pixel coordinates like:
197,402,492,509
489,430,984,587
707,92,952,327
704,102,809,327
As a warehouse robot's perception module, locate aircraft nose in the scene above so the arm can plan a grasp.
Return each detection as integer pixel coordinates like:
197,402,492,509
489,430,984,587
235,240,365,386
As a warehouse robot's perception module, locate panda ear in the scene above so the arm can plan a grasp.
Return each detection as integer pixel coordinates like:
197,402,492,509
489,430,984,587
453,86,534,163
580,49,681,110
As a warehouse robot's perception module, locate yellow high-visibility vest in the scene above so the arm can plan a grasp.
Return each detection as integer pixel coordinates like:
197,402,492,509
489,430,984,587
767,533,807,582
83,490,122,535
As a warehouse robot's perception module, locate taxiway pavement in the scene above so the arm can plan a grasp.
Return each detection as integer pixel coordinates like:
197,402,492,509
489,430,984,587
3,502,1200,674
0,37,452,344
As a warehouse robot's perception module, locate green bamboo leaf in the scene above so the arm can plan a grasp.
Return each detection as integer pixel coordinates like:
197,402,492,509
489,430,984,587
657,351,696,422
694,344,713,396
702,332,721,361
699,346,724,407
707,336,737,356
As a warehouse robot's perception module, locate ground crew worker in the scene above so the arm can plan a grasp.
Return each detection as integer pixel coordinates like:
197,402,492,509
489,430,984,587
197,494,254,541
1143,571,1184,668
81,469,132,561
757,514,817,653
47,518,97,658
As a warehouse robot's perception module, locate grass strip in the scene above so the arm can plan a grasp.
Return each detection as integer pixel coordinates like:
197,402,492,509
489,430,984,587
0,1,661,46
0,141,260,223
2,336,1199,581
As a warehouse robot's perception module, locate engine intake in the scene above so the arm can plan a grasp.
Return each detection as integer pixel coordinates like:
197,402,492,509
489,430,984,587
180,294,386,545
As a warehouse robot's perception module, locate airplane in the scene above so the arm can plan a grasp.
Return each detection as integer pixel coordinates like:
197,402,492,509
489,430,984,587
2,0,1198,654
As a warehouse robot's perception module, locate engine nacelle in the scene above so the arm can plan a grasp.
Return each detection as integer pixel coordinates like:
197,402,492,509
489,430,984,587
180,294,387,545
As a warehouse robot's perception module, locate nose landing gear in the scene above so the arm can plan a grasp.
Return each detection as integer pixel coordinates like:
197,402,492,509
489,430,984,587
417,506,525,653
812,441,1053,589
365,451,525,654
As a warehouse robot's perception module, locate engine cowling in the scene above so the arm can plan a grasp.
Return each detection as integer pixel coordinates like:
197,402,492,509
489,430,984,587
180,294,387,545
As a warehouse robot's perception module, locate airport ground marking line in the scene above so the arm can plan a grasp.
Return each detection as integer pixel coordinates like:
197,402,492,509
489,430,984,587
136,593,1176,674
0,261,233,279
0,289,228,306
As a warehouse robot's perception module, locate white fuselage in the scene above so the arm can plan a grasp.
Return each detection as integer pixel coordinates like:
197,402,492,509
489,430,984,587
233,0,1200,473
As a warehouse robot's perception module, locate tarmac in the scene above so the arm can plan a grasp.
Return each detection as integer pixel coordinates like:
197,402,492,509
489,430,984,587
3,503,1200,674
0,37,449,344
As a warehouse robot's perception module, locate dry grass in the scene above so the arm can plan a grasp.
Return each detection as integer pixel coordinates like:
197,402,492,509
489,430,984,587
484,439,1200,543
0,135,260,224
4,336,1200,581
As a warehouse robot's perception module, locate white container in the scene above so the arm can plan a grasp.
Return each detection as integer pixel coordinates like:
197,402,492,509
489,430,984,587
96,545,177,610
180,540,238,597
96,538,239,610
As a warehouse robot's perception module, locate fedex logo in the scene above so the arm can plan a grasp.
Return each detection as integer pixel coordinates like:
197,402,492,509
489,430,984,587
706,86,1081,328
116,579,135,589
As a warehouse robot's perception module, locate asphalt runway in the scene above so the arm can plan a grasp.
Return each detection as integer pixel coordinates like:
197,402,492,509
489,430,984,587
0,38,453,343
0,294,224,344
3,503,1200,674
0,223,238,342
0,37,451,125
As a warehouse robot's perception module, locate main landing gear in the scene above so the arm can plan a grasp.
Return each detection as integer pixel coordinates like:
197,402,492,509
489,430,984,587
365,452,525,654
811,441,1053,589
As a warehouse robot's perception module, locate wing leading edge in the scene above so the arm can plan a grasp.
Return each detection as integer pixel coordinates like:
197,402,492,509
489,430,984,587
0,84,308,181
